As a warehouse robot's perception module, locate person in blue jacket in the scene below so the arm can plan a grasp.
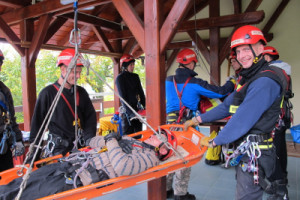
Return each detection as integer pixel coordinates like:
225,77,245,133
185,25,289,200
165,48,235,200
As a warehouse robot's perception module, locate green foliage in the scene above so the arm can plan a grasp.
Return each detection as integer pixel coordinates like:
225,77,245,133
1,49,22,106
35,50,60,93
0,43,146,122
78,55,114,94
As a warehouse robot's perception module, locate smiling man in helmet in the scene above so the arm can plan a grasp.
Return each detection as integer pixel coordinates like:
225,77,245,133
115,54,145,135
165,48,235,200
184,25,289,199
0,49,24,172
29,49,97,160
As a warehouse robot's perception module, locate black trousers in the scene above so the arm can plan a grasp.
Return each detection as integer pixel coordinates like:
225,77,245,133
0,149,14,172
0,162,73,200
273,126,288,176
121,115,142,135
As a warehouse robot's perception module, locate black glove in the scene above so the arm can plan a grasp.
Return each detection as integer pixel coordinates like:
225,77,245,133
118,139,133,154
104,132,121,143
98,169,110,181
12,141,25,156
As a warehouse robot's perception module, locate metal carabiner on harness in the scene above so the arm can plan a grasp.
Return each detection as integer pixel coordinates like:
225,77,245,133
246,134,262,159
46,134,55,155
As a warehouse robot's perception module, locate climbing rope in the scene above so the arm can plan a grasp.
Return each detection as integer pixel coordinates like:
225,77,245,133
192,0,218,86
14,1,186,197
15,1,85,199
86,63,185,162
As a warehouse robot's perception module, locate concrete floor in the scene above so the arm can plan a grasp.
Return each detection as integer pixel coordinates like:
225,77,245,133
95,127,300,200
95,155,299,200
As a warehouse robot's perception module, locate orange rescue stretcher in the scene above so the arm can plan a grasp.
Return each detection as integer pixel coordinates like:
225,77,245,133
0,124,207,200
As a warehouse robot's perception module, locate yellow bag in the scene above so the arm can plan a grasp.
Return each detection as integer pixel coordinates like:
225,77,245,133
205,130,222,165
98,116,119,136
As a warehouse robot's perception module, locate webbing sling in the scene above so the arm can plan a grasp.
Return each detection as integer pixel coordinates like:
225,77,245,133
53,84,79,119
173,77,192,123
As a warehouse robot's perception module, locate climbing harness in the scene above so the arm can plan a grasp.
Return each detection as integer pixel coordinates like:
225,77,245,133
0,114,17,155
170,76,192,124
224,134,275,185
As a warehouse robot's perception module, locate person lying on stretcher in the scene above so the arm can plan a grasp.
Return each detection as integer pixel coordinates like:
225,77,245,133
0,129,177,200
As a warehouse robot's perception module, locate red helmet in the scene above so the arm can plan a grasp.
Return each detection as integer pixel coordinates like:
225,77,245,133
176,48,198,65
0,49,4,60
158,128,177,161
231,25,267,50
56,48,83,67
263,46,279,57
120,54,135,66
229,51,236,60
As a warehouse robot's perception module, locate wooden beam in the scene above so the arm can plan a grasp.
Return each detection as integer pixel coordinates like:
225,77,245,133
92,25,115,52
106,30,133,40
167,40,193,49
233,0,242,14
0,0,111,25
187,30,211,66
0,0,24,8
184,0,209,20
20,19,36,131
123,38,137,54
245,0,263,12
131,45,143,58
92,25,118,63
166,49,179,72
209,0,220,85
19,41,123,58
0,16,24,56
160,0,193,53
112,0,145,51
62,12,122,31
104,11,264,42
178,11,265,32
44,17,68,43
262,0,290,34
144,1,166,199
28,14,52,68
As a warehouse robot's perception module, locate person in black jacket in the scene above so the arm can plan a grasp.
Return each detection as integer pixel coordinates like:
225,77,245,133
0,49,24,172
115,54,146,135
29,49,96,159
263,46,294,183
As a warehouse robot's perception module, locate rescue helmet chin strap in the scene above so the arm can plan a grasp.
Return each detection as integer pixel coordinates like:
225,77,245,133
179,62,195,71
60,73,73,87
249,44,263,64
233,44,263,67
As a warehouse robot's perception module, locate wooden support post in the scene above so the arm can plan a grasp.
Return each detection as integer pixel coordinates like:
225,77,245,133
20,19,36,131
209,0,220,133
144,1,166,200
